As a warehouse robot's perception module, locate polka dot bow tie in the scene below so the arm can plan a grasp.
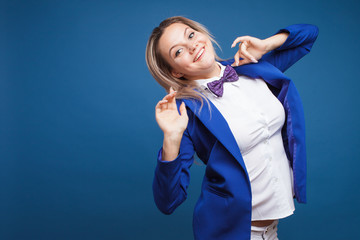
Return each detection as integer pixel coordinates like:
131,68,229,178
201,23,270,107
206,65,239,97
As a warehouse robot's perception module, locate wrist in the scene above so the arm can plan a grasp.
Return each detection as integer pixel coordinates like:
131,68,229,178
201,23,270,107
162,133,183,161
163,131,183,145
263,32,289,52
163,128,184,140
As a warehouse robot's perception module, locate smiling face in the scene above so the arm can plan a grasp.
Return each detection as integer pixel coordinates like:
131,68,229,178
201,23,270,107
158,23,220,81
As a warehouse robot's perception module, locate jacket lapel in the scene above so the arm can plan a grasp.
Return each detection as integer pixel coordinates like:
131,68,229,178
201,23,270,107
183,98,248,173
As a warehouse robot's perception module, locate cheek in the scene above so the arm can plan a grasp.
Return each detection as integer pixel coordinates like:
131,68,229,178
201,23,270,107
169,59,187,73
174,54,192,67
204,47,215,60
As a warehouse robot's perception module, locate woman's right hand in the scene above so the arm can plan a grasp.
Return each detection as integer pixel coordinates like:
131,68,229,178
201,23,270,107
155,87,188,139
155,87,188,161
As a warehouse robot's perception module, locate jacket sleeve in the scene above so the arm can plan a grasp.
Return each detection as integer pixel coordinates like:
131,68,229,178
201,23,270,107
152,126,195,215
262,24,319,72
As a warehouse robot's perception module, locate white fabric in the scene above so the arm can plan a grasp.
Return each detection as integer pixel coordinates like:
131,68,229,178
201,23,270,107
251,220,279,240
196,62,295,220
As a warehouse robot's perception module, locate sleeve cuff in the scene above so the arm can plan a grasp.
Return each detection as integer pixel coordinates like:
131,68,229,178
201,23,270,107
157,147,181,163
273,28,291,51
156,147,183,177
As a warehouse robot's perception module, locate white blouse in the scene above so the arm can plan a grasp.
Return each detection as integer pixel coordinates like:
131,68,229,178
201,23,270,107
196,63,295,220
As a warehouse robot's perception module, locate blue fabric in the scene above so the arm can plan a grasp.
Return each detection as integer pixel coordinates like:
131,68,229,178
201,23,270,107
153,24,319,240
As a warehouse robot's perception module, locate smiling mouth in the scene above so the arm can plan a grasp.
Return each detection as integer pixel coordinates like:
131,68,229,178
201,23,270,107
194,47,205,62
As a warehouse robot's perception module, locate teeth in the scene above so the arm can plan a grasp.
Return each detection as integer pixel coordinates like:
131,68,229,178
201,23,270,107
195,48,204,62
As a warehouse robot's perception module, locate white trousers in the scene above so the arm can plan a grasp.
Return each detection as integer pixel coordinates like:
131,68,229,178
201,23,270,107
250,220,279,240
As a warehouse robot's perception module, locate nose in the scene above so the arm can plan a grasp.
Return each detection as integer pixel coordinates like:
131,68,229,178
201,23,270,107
188,42,197,54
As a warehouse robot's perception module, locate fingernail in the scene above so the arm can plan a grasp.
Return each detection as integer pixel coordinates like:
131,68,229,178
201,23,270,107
251,58,258,63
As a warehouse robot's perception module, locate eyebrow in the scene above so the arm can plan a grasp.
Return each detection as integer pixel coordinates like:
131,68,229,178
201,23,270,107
168,27,190,58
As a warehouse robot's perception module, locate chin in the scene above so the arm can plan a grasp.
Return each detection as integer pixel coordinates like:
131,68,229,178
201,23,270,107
201,57,216,67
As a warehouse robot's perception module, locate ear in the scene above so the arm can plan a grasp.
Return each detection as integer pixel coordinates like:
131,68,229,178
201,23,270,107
171,70,184,79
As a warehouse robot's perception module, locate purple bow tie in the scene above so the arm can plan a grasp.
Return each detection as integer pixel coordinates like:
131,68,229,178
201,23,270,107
206,65,238,97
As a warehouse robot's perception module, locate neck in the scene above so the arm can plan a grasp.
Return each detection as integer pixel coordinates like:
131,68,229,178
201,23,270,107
186,62,221,81
207,62,222,78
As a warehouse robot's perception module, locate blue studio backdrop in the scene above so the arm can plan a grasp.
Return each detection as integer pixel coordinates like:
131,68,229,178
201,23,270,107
1,0,359,239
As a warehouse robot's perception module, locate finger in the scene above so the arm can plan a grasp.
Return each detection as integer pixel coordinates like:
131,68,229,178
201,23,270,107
237,58,252,66
231,36,245,48
155,102,161,113
161,93,168,102
240,41,257,63
179,102,187,116
180,102,188,123
162,91,176,104
238,52,248,63
239,51,258,65
159,99,168,104
155,99,168,113
231,36,250,48
160,101,168,111
231,50,241,67
163,89,176,98
156,99,167,108
163,93,177,110
234,50,248,64
165,90,178,109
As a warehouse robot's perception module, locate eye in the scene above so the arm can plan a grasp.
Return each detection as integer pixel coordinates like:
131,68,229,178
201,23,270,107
189,32,195,39
175,48,183,57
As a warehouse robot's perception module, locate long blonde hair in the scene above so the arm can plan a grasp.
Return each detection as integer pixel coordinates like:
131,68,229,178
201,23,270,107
145,16,221,112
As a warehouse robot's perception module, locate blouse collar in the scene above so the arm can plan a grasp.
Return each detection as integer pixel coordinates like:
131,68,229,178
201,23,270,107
195,62,226,91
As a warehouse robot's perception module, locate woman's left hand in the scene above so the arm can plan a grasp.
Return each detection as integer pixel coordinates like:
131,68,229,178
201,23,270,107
231,36,269,67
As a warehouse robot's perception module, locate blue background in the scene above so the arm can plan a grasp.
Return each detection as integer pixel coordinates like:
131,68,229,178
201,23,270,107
1,0,359,239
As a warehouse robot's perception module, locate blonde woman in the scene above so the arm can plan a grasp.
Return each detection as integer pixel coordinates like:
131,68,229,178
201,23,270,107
146,16,318,240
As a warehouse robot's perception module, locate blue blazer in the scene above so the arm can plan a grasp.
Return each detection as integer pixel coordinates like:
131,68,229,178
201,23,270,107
153,24,319,240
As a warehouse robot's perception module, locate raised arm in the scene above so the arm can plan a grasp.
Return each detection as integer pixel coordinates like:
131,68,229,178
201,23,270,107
230,24,319,72
153,89,195,214
231,32,289,67
262,24,319,72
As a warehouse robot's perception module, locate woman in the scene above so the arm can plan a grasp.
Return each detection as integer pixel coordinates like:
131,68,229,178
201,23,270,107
145,16,318,240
